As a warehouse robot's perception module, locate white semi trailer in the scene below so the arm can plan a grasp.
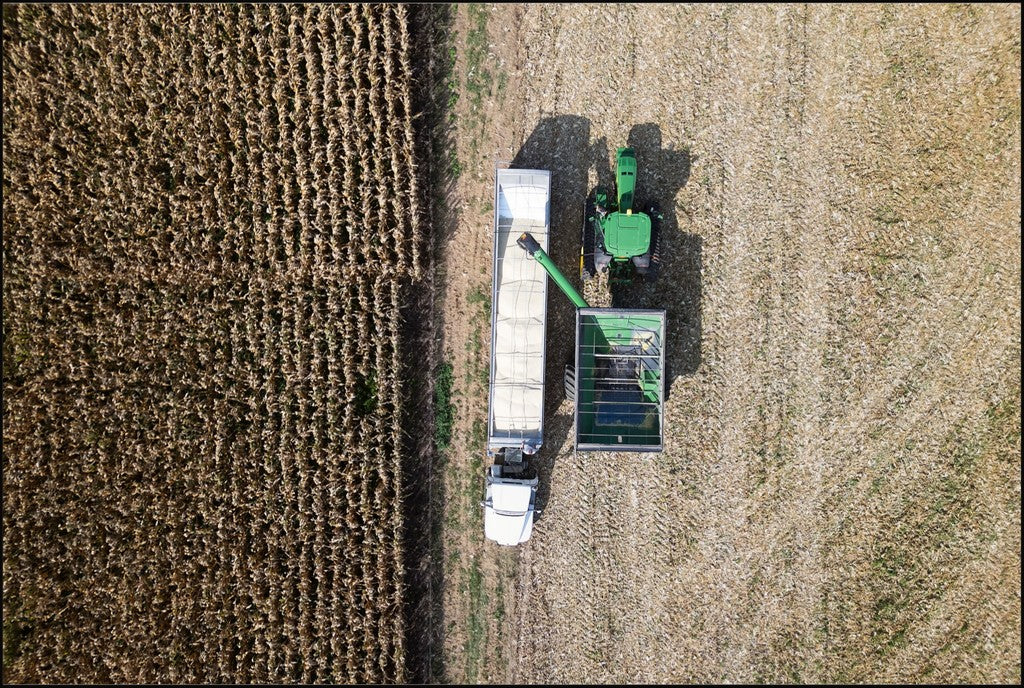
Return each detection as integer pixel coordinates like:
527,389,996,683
481,166,550,546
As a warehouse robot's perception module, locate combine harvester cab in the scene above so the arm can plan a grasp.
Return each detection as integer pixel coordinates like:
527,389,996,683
482,167,551,546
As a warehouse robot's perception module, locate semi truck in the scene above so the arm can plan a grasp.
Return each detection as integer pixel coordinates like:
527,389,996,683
481,166,550,546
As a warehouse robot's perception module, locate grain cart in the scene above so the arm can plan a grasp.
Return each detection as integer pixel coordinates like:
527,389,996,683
481,167,551,546
517,233,666,452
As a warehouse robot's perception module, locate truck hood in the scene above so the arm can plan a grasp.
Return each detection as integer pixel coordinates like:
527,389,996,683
491,482,532,513
484,508,534,546
484,482,535,546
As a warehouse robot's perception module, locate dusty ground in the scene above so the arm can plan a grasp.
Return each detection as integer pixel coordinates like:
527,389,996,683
437,3,1020,684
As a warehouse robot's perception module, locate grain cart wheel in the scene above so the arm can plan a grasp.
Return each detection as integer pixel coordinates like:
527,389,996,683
564,364,577,402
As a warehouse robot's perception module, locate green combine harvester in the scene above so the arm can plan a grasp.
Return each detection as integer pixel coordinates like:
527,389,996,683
581,146,664,283
516,233,665,452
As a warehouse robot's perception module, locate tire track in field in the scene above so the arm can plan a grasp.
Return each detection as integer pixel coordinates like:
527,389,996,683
484,4,1019,685
805,7,1021,681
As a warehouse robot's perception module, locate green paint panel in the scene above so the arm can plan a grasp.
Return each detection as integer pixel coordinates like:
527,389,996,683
615,147,637,211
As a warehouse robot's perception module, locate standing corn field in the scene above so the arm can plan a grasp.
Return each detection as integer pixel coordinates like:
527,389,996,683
3,4,426,682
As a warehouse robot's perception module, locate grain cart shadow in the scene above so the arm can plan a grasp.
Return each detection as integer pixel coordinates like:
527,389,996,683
605,122,701,394
510,115,591,518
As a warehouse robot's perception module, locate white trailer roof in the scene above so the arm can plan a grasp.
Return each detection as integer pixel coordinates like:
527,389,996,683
487,168,550,449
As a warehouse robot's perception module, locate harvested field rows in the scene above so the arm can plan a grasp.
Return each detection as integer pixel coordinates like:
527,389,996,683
3,4,421,683
437,3,1020,684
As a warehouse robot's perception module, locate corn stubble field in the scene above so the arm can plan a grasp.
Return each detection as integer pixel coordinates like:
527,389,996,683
435,3,1020,685
3,4,424,683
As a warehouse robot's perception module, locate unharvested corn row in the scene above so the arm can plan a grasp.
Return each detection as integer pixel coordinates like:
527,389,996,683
2,4,423,684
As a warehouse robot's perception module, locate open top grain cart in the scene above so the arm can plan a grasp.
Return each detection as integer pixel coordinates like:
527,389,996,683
570,308,665,451
481,167,551,546
516,233,666,452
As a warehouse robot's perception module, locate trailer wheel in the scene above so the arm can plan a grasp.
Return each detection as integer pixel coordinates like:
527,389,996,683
564,364,576,402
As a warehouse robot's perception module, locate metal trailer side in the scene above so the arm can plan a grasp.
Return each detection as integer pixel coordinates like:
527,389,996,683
486,168,551,454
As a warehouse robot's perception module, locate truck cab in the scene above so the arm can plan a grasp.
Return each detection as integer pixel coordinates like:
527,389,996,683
482,449,539,546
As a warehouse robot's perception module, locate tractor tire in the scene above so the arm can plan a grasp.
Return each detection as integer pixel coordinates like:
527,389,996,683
564,364,577,402
645,201,663,283
581,197,597,280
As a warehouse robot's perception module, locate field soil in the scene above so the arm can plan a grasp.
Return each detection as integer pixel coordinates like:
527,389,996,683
438,4,1020,684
